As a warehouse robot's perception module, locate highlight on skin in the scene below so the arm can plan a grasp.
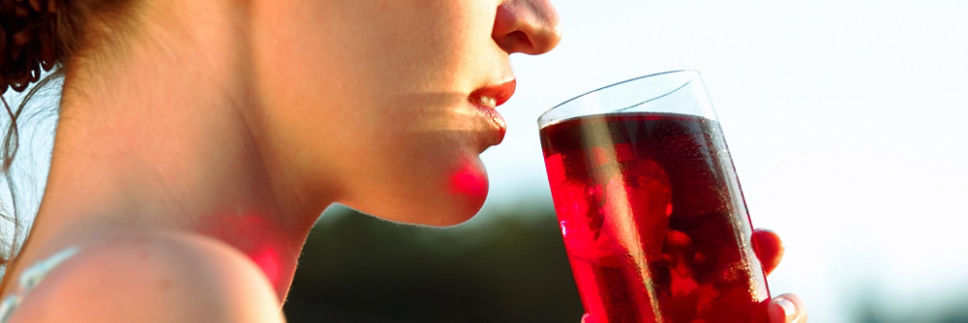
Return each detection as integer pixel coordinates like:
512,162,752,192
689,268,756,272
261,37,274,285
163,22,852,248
448,157,490,212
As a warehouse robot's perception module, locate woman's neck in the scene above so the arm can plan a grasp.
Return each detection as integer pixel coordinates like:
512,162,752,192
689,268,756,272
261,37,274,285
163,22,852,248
23,0,330,300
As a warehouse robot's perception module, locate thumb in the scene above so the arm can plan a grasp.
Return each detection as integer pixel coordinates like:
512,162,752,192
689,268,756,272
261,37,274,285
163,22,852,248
768,294,807,323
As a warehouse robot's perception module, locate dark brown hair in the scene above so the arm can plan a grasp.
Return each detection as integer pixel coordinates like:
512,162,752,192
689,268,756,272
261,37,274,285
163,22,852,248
0,0,84,266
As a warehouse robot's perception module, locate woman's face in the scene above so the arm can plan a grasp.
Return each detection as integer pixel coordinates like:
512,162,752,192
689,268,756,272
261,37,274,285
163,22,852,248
252,0,560,225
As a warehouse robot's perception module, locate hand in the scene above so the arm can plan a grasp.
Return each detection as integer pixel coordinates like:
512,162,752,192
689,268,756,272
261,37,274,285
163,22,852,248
753,230,807,323
579,229,807,323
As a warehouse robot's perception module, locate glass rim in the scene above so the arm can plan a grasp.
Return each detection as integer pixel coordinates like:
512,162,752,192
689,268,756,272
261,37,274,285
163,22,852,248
538,69,702,127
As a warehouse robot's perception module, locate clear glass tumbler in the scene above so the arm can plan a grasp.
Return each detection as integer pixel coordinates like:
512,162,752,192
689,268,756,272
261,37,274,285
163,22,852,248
538,70,770,322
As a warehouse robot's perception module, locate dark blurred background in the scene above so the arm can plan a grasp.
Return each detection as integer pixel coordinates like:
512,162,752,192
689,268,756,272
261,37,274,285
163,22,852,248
284,203,584,322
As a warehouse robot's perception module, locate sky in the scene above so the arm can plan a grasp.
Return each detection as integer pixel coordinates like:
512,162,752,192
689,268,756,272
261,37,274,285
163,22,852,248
481,0,968,322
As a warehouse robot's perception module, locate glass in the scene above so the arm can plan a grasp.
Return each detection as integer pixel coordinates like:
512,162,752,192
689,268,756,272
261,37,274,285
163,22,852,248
538,70,770,322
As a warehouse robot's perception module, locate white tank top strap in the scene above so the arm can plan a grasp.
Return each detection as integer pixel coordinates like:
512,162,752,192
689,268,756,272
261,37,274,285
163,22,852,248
0,246,82,322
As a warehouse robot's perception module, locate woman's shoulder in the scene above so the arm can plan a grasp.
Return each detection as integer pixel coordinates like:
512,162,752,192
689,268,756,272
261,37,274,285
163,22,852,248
7,231,284,323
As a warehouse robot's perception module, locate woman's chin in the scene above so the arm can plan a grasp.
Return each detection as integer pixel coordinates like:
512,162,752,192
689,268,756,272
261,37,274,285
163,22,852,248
401,163,490,227
409,201,484,227
356,188,487,227
358,162,490,227
445,157,489,216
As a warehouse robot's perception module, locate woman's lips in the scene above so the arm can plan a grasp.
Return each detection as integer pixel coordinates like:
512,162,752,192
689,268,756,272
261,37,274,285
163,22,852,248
469,80,516,149
470,79,517,107
474,100,507,147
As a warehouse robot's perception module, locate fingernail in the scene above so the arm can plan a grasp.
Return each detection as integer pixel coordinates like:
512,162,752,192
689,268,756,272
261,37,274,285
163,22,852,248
774,297,798,321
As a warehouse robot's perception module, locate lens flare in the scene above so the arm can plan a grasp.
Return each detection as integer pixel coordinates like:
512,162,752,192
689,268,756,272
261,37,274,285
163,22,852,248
449,158,489,208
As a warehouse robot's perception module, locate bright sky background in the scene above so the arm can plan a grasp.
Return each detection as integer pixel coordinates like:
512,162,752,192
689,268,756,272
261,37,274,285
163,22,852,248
482,0,968,322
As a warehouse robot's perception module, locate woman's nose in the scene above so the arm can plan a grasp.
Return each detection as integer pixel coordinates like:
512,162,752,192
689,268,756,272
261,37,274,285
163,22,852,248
492,0,562,55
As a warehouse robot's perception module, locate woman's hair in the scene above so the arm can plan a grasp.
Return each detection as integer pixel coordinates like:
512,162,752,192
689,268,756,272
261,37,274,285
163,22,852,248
0,0,87,267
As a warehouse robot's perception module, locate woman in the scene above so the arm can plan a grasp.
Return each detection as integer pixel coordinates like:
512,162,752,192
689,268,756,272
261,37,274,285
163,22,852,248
0,0,804,321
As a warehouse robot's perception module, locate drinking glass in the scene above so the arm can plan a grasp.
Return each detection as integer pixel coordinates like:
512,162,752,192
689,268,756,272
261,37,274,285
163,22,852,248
538,70,770,322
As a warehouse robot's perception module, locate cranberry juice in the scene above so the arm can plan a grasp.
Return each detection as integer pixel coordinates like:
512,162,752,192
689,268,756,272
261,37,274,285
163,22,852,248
540,112,769,322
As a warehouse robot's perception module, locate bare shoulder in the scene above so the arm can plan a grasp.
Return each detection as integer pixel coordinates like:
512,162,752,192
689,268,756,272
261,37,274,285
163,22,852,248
10,232,285,323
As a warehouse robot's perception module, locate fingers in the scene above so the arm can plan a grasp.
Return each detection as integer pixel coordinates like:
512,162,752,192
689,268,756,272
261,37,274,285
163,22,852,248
757,232,802,322
580,313,594,323
768,294,807,323
752,229,784,275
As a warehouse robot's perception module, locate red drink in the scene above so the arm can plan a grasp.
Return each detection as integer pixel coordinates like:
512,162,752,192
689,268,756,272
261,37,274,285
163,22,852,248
540,112,770,322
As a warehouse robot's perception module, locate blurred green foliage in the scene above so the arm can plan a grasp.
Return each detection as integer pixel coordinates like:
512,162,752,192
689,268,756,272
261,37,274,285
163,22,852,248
853,289,968,323
284,204,583,322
